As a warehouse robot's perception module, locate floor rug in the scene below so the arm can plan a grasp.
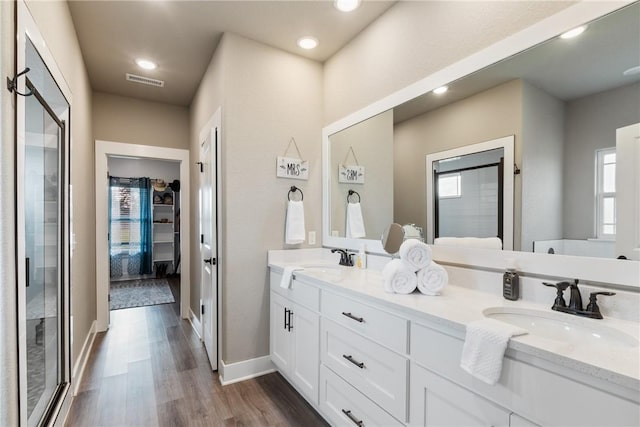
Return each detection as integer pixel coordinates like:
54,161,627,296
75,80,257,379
110,278,175,310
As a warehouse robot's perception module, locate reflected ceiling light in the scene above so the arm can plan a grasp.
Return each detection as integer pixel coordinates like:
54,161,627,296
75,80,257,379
135,58,157,70
623,65,640,76
560,26,587,39
297,37,319,50
334,0,361,12
433,86,448,95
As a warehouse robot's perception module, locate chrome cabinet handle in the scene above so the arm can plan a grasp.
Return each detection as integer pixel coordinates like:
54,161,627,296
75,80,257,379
342,354,365,369
341,311,364,323
341,409,364,427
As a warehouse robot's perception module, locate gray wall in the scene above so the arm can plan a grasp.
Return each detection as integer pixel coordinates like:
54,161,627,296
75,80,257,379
521,82,564,251
93,92,189,149
190,33,323,364
393,80,523,245
330,109,394,240
108,157,180,182
323,1,573,124
563,82,640,239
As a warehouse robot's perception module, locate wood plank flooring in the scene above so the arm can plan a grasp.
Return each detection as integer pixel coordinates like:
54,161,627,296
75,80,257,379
65,279,327,426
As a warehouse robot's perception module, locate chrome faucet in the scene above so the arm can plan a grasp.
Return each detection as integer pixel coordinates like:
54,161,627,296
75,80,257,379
331,248,354,267
542,279,615,319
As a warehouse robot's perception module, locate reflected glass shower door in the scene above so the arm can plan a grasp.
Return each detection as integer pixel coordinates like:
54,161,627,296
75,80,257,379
24,83,65,426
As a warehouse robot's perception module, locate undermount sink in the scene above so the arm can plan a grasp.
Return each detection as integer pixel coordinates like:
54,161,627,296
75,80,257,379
298,264,345,282
483,307,639,348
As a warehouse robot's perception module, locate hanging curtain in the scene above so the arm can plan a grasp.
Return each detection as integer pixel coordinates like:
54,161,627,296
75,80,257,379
109,176,153,276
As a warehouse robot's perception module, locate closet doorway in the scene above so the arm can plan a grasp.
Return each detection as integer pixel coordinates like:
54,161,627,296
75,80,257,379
95,142,190,331
107,158,181,312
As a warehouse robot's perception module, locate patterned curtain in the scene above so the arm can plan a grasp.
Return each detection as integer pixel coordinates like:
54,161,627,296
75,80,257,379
109,177,153,276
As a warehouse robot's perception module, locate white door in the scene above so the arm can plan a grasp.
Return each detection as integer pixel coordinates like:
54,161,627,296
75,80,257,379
615,123,640,260
199,110,220,370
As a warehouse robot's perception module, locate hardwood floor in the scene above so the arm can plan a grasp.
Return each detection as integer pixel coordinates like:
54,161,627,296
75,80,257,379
66,278,327,426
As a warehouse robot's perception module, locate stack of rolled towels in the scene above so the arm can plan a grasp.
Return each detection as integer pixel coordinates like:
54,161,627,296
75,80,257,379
382,239,448,296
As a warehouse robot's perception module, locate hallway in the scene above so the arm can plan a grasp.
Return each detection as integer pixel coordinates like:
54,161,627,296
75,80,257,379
66,280,327,426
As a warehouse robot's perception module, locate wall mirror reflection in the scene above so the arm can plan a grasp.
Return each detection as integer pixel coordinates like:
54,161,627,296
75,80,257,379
325,3,640,260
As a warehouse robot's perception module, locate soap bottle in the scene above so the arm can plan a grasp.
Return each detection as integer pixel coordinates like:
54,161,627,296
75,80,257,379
357,244,367,269
503,268,520,300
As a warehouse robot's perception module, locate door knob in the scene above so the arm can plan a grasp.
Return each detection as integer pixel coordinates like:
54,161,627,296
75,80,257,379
204,257,216,265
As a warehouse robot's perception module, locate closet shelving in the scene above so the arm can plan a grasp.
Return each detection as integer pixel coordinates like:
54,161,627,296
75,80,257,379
152,189,175,268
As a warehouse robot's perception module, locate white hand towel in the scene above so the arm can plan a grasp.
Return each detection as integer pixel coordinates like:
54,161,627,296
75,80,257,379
434,237,503,250
285,201,306,244
346,202,366,239
280,266,304,289
416,262,448,295
381,259,417,294
399,239,432,271
460,318,528,385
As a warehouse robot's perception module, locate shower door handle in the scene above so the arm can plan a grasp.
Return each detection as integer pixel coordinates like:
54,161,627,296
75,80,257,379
26,257,30,287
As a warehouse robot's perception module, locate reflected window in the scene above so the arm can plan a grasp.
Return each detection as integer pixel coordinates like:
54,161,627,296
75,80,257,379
438,173,461,198
596,148,616,238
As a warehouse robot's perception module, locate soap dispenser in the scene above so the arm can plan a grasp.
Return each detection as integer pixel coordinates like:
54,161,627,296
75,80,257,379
356,244,367,269
503,260,520,300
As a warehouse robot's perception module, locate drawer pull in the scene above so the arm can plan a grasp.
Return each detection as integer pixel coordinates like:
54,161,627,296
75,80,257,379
341,311,364,323
342,354,365,369
341,409,364,427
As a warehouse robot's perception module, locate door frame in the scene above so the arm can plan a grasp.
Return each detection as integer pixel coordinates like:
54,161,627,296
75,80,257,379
198,108,223,371
94,141,190,331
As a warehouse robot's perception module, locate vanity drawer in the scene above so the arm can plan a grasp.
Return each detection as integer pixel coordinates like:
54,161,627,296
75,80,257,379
320,364,403,427
321,290,408,354
411,321,640,427
321,318,408,421
270,271,320,312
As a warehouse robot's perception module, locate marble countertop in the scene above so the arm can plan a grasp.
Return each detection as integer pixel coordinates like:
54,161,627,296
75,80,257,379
268,251,640,392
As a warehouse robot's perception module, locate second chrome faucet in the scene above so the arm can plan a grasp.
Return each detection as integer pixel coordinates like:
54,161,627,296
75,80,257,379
542,279,615,319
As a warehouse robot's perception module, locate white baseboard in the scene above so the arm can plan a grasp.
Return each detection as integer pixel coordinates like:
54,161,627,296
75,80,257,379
72,320,96,396
219,355,275,386
189,308,202,339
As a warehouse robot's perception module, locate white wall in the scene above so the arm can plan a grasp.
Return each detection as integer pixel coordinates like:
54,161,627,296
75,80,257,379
323,1,573,124
521,82,565,252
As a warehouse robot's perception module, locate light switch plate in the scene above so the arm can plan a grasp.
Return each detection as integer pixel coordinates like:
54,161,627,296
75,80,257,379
308,231,316,245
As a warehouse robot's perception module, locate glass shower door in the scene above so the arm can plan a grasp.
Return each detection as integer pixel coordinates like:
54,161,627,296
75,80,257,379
24,83,65,426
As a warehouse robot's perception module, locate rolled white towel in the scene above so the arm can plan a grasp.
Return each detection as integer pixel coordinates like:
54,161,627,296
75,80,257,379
399,239,432,271
416,262,448,296
382,259,417,294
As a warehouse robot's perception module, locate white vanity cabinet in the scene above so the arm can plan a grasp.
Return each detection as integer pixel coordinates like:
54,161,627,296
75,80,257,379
268,266,639,427
269,273,320,405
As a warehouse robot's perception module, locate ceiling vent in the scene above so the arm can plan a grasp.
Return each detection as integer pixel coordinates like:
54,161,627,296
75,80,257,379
125,73,164,88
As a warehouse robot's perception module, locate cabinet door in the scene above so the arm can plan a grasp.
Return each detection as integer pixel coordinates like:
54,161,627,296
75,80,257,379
270,292,291,372
410,363,509,427
290,302,320,405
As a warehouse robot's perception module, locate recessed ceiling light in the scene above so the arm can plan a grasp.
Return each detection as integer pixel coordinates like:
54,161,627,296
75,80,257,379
135,59,157,70
623,65,640,76
334,0,361,12
297,37,319,50
433,86,448,95
560,26,587,39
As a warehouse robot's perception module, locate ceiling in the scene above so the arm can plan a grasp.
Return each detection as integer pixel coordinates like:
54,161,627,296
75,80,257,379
394,2,640,124
68,0,395,106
